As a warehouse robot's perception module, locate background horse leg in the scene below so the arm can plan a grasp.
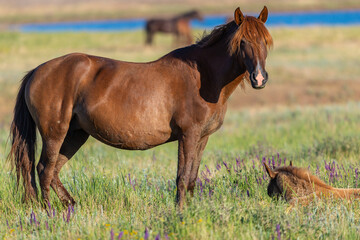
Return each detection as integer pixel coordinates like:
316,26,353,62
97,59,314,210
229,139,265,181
50,129,89,206
187,136,209,196
176,130,200,209
173,31,181,46
146,31,154,45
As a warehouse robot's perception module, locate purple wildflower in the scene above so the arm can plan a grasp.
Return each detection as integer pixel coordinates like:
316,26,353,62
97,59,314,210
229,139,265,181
276,224,281,240
6,219,9,229
202,171,210,183
324,160,329,171
30,211,39,226
19,217,23,231
209,189,214,198
234,158,241,173
110,228,114,240
199,180,203,197
45,221,49,230
46,202,52,217
247,189,250,197
155,234,161,240
216,163,221,171
144,228,149,240
118,231,124,239
223,161,230,173
132,180,136,191
66,205,71,223
205,165,211,174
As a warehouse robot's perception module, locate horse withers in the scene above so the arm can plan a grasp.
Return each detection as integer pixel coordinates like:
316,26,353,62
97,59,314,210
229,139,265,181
145,10,203,45
8,7,272,208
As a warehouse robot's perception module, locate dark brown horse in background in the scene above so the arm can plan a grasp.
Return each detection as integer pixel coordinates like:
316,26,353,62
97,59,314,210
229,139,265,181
145,10,203,45
8,7,272,208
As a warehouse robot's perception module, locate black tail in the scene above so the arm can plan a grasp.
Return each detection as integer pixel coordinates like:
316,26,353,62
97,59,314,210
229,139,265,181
7,69,38,201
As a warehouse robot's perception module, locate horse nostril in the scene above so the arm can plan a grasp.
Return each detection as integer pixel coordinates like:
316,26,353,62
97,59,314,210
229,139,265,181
264,72,268,79
251,72,256,81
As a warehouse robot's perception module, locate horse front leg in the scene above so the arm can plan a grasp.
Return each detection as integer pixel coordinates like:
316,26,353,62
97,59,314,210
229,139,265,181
188,136,209,196
176,130,201,209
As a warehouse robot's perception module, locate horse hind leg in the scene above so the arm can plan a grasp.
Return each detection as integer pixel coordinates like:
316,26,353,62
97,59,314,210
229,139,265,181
37,137,66,206
50,129,89,206
36,111,73,205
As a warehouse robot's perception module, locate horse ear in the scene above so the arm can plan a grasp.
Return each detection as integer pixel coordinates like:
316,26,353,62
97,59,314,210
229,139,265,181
234,7,245,26
264,162,276,179
289,161,293,166
258,6,268,23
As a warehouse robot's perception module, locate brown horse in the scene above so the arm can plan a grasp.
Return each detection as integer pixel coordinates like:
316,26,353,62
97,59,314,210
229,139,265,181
264,162,360,205
8,7,272,208
145,10,203,45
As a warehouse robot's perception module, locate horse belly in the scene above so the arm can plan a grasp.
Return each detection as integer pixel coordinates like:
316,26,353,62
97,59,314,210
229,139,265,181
77,109,174,150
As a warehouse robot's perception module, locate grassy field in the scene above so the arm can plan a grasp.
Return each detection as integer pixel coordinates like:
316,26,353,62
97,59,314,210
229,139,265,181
1,104,360,239
0,25,360,239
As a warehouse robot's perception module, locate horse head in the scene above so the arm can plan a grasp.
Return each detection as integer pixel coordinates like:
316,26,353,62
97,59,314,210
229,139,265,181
264,162,282,198
231,6,273,89
187,10,203,21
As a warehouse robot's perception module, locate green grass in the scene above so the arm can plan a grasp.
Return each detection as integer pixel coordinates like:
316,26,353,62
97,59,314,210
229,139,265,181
1,103,360,239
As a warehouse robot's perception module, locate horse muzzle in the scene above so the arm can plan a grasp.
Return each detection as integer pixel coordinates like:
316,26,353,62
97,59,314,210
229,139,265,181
250,69,268,89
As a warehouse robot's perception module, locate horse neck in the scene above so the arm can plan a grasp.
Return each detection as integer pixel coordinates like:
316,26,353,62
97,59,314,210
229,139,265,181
196,41,246,104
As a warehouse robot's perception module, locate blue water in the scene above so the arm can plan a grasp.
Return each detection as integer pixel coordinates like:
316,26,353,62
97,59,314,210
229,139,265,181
15,9,360,32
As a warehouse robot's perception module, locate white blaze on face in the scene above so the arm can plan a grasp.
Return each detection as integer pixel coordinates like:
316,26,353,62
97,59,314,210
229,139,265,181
255,69,264,86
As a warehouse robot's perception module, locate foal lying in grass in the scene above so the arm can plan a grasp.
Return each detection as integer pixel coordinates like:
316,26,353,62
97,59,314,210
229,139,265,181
264,162,360,205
